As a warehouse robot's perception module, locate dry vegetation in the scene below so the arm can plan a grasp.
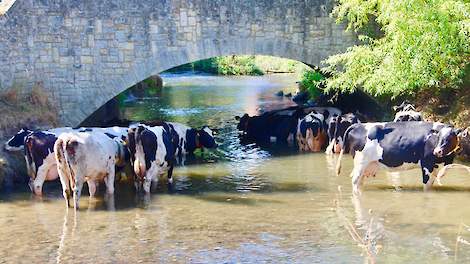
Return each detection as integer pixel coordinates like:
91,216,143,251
415,87,470,129
0,82,58,139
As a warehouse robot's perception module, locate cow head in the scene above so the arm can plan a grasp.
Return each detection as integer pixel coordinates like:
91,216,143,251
4,128,33,151
433,126,462,158
299,113,326,152
333,113,359,153
235,114,249,133
327,115,338,141
393,101,415,112
197,127,218,149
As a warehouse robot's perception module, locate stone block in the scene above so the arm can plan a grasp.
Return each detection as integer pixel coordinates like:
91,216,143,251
59,56,73,65
81,56,93,64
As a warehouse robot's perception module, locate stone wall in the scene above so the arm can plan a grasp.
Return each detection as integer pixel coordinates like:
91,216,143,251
0,0,356,126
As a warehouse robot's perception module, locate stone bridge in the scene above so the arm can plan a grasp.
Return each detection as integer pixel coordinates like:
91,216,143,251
0,0,356,126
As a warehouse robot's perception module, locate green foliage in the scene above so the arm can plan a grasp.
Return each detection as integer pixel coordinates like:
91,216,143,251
215,55,264,75
143,78,160,96
325,0,470,97
165,55,308,76
192,58,219,73
300,70,325,99
254,55,310,74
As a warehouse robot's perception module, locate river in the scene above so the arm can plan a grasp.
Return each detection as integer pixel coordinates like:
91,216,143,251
1,73,470,263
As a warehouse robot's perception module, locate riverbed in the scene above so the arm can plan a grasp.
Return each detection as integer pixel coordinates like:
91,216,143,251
1,73,470,263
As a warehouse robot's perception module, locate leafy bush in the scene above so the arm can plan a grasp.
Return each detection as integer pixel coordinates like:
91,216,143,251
324,0,470,97
215,55,263,76
300,70,325,99
192,58,218,73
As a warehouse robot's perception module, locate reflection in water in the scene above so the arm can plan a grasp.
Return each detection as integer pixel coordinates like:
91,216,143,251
1,74,470,263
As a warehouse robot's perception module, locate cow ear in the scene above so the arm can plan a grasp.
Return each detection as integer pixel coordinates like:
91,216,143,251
461,128,469,138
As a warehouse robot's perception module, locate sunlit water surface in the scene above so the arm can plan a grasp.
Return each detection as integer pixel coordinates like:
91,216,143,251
1,74,470,263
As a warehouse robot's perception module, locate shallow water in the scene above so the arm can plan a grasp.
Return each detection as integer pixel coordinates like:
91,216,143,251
1,73,470,263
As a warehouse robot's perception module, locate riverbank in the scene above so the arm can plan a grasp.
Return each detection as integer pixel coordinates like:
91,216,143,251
0,82,58,190
165,55,310,76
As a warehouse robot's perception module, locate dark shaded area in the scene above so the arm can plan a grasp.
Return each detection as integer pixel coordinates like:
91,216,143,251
81,75,163,127
80,97,121,127
315,90,386,121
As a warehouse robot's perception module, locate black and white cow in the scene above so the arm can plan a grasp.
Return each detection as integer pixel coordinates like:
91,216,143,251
165,122,217,160
126,124,176,193
23,127,128,195
336,121,461,194
393,102,423,122
296,112,328,152
236,111,300,144
4,127,72,151
131,121,217,163
55,131,127,209
325,113,361,154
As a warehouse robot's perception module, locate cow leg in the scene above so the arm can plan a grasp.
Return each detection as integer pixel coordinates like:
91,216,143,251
105,192,116,211
134,180,142,192
58,173,71,208
287,133,295,147
422,168,437,191
32,164,49,196
105,164,115,195
352,168,366,195
143,177,152,193
351,153,369,194
325,140,334,155
296,133,302,151
167,165,174,184
72,179,84,210
87,180,97,197
421,161,437,191
87,181,98,211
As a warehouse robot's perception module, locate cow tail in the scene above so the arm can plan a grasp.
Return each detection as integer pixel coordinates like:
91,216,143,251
65,140,78,189
55,137,76,191
54,138,65,172
55,138,70,182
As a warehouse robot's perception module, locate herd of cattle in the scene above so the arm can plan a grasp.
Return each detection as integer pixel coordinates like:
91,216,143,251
236,102,465,194
4,122,217,209
2,102,467,209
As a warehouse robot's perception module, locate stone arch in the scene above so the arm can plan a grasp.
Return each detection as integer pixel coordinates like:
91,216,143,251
81,37,349,125
0,0,356,126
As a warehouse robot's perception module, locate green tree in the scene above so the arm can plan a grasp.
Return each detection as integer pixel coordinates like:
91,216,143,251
324,0,470,97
